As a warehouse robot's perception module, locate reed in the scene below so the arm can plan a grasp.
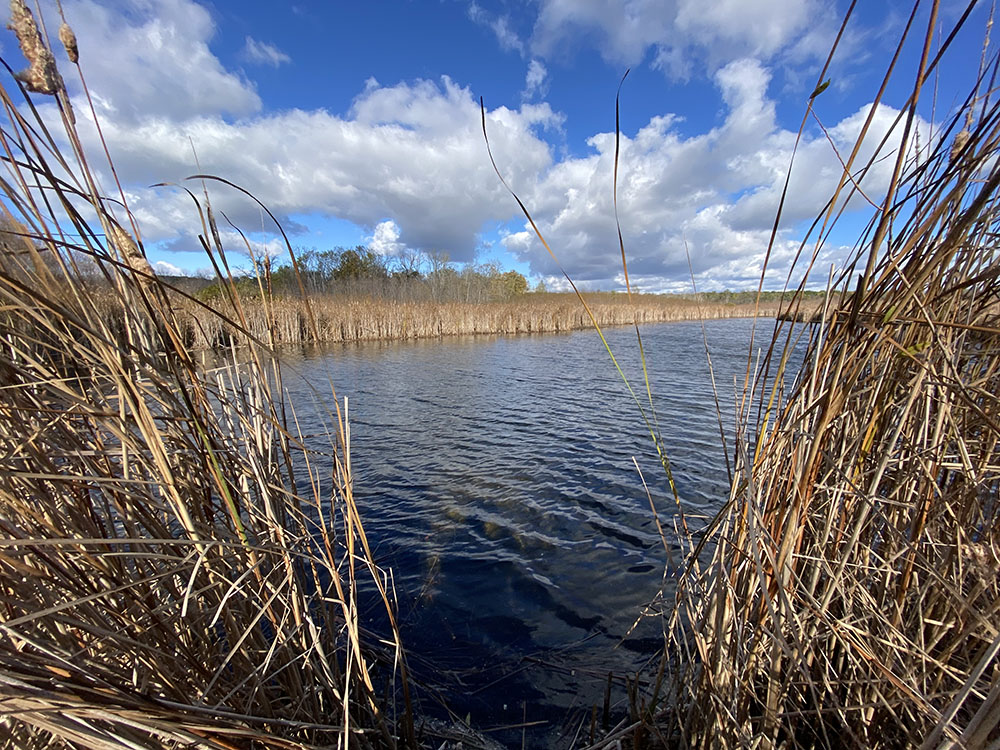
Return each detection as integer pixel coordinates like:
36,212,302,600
0,4,412,748
473,3,998,746
654,5,1000,749
175,292,817,349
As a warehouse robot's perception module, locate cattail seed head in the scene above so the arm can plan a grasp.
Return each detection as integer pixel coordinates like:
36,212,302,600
951,128,971,163
109,222,155,279
59,22,78,64
7,0,62,95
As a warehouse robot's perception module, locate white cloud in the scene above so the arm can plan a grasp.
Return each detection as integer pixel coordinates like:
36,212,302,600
675,0,815,60
468,2,526,55
523,59,548,100
531,0,837,80
153,260,184,275
499,59,927,291
31,0,924,293
368,220,406,256
58,0,260,123
54,48,560,261
242,36,291,67
214,230,286,261
533,0,671,66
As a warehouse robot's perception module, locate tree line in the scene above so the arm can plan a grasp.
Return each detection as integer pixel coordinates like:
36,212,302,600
202,245,532,304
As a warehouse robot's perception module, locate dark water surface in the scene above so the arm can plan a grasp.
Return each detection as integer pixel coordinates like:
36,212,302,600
280,317,790,747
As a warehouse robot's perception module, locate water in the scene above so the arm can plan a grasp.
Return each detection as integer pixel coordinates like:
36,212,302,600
279,317,793,747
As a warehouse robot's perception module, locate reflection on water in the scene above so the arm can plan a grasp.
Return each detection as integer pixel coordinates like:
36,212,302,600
280,317,792,747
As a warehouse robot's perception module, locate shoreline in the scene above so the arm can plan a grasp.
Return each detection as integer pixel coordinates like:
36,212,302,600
176,294,824,349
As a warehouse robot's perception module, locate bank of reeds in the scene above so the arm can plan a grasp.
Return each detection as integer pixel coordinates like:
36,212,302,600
0,4,412,748
177,293,810,349
655,5,1000,749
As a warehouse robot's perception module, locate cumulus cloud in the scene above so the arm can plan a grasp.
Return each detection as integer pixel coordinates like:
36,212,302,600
153,260,184,275
368,220,406,256
31,0,923,292
216,230,286,261
242,36,291,67
674,0,817,60
500,59,927,291
46,0,561,264
57,0,260,123
69,83,560,262
531,0,837,79
523,59,548,100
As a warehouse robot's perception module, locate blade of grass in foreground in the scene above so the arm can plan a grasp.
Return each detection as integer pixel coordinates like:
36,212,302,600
481,96,683,508
662,3,1000,748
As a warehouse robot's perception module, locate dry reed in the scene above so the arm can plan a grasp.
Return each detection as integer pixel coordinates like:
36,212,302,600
474,2,1000,746
175,293,807,349
655,4,1000,749
0,5,413,749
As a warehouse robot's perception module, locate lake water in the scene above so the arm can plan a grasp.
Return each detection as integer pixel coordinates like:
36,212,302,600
280,317,795,747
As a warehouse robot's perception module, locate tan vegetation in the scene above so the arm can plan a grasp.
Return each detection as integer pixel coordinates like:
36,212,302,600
174,290,821,349
1,0,997,748
474,3,1000,747
0,5,414,748
642,9,1000,750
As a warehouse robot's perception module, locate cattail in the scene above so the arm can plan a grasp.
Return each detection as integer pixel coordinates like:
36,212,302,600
108,222,155,279
950,127,971,163
7,0,61,95
58,21,78,64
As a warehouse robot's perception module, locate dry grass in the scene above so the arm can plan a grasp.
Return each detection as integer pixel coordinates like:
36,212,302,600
0,4,412,748
174,292,809,349
4,2,997,749
653,6,1000,749
471,3,1000,747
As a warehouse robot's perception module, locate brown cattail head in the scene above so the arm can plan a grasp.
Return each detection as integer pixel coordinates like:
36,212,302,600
950,127,971,163
108,222,155,280
7,0,62,95
58,21,78,64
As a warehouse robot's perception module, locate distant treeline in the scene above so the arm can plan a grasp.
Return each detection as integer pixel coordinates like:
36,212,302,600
0,223,831,349
195,246,533,304
140,245,836,349
160,244,832,308
171,288,829,350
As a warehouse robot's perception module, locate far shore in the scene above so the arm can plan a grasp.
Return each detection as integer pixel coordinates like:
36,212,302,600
173,291,830,349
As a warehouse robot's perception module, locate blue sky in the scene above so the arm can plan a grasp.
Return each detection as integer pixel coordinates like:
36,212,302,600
1,0,989,291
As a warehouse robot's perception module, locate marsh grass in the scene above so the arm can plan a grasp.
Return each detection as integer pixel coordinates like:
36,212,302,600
3,0,997,748
485,2,999,747
174,292,808,349
655,4,1000,748
0,3,413,748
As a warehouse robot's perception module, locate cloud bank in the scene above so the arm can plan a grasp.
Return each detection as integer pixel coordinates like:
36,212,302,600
26,0,917,291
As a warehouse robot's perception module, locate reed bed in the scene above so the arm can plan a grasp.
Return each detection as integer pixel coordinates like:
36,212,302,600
0,4,412,748
177,294,802,349
654,7,1000,749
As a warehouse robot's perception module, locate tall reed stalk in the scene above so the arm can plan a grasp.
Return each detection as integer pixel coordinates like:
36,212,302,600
0,4,412,748
660,3,1000,747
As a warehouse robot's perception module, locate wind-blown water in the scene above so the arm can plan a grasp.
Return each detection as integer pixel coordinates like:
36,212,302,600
280,317,798,747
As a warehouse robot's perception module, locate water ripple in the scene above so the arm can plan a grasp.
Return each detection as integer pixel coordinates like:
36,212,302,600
280,317,800,747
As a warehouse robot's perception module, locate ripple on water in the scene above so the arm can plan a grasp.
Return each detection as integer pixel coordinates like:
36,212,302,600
279,317,802,747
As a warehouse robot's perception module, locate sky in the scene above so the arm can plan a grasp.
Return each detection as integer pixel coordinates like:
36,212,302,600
0,0,990,291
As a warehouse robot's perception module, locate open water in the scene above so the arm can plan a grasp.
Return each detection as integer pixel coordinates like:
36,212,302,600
280,317,801,747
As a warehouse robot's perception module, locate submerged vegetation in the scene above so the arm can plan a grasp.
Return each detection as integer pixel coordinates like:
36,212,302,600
0,1,998,750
